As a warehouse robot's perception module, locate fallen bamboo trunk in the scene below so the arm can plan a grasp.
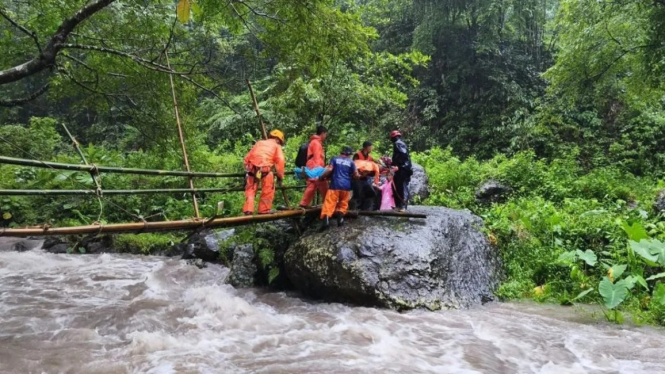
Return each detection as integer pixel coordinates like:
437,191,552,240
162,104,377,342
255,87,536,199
0,210,426,237
0,185,305,196
0,156,245,178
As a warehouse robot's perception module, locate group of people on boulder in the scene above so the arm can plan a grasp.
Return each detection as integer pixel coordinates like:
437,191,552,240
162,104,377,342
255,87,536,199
242,125,412,231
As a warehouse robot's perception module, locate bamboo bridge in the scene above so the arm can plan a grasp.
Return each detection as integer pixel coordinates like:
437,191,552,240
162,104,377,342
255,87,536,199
0,80,425,238
0,153,425,238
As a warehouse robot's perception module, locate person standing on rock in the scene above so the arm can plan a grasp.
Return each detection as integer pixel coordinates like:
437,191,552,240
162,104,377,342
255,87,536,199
353,141,374,162
317,146,360,231
378,173,396,211
390,130,413,212
243,130,286,215
299,125,329,208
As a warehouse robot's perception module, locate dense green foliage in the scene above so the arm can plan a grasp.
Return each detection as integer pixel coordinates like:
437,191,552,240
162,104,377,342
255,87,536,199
3,0,665,323
415,148,665,324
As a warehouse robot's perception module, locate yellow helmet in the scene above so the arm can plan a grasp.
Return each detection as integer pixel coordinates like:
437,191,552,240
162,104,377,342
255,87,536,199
269,129,285,144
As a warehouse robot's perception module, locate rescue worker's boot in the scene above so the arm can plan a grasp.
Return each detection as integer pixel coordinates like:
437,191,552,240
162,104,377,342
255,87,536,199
334,212,344,227
318,216,330,232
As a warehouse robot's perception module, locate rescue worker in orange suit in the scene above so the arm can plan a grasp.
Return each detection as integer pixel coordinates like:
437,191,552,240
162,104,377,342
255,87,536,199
353,141,374,162
352,159,380,210
317,146,360,231
243,130,286,215
299,126,329,208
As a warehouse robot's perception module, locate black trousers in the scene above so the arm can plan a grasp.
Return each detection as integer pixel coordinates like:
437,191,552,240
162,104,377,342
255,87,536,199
392,171,411,209
352,177,377,211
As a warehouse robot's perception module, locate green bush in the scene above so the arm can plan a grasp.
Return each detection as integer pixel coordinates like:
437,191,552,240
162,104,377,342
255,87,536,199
417,147,665,324
113,233,178,254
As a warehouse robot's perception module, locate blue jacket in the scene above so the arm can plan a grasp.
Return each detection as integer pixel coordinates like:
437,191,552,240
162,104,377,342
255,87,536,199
328,156,357,191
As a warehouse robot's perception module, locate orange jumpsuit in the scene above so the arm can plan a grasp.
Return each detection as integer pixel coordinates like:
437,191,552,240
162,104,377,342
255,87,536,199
354,160,380,185
243,138,285,214
299,135,328,206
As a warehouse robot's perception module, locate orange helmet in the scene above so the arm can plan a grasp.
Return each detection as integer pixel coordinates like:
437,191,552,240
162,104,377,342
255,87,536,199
269,129,285,144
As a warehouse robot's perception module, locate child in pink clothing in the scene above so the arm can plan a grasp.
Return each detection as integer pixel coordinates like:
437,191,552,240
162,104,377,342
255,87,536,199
379,174,396,211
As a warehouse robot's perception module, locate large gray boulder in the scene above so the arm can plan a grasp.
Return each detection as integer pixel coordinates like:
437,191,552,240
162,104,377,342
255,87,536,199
284,206,501,310
409,162,429,202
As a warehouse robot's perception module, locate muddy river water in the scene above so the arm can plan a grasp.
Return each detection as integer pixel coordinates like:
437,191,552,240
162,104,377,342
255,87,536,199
1,250,664,373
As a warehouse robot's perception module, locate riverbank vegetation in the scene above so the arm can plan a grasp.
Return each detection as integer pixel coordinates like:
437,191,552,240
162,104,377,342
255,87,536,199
3,0,665,324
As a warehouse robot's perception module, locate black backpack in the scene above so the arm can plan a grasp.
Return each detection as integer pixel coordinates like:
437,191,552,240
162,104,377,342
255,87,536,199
295,142,310,167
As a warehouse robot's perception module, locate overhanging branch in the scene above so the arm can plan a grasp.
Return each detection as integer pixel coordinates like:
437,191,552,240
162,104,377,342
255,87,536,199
0,0,116,85
61,43,240,114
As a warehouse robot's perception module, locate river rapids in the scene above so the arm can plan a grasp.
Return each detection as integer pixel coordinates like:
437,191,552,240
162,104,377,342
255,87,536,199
1,250,665,373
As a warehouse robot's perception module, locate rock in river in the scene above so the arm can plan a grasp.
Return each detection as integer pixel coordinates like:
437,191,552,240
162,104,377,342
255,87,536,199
186,229,236,262
409,162,430,202
226,244,257,288
284,206,501,310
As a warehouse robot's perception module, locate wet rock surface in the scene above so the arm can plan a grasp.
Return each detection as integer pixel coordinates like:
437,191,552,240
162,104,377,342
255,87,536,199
41,237,67,253
409,162,430,202
0,238,44,252
284,206,501,310
80,235,114,254
186,229,236,262
226,244,257,287
475,180,512,203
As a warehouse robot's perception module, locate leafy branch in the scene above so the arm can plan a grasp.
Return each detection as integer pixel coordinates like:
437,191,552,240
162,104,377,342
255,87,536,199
0,7,42,54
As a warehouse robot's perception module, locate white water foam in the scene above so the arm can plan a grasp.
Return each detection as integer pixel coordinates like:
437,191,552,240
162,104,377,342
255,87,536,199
1,250,665,373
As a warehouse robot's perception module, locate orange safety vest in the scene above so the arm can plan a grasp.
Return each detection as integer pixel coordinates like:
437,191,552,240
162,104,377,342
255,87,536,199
354,151,373,162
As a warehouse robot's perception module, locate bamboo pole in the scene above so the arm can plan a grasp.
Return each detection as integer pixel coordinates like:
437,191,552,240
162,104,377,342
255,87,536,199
165,49,199,219
0,156,245,178
246,80,268,139
61,124,89,166
61,122,105,220
0,185,305,196
60,123,103,189
0,209,321,237
0,209,427,237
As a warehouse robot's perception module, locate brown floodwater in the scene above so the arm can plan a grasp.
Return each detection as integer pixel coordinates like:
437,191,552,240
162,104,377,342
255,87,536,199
1,250,664,373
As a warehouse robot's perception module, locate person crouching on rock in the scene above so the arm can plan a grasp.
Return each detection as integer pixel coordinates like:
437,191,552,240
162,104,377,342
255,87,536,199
316,146,360,231
242,130,286,215
352,159,380,210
